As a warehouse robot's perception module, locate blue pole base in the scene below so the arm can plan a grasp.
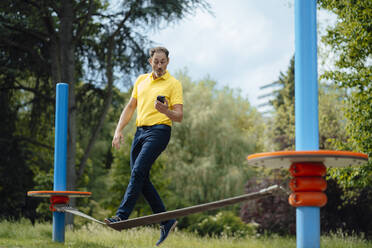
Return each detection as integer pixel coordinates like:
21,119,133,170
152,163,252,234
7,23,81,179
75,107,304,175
53,212,65,243
297,207,320,248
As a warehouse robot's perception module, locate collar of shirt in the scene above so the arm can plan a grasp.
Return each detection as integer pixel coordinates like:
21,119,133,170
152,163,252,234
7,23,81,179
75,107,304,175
150,71,170,82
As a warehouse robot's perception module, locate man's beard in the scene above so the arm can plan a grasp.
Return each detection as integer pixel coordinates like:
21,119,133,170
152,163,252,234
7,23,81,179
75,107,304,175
155,69,164,77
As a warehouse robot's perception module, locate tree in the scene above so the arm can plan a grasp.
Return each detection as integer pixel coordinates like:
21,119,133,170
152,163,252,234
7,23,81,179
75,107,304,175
265,56,349,152
0,75,39,221
318,0,372,189
0,0,209,221
266,56,295,151
163,72,264,208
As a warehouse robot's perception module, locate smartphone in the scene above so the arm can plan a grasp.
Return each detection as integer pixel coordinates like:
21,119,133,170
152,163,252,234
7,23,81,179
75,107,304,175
157,95,165,103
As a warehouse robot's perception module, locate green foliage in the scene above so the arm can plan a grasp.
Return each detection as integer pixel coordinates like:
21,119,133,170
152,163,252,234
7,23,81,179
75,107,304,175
266,57,295,151
164,72,263,209
0,75,54,221
318,0,371,89
266,57,347,152
187,211,257,238
318,0,372,193
322,179,372,239
318,84,348,150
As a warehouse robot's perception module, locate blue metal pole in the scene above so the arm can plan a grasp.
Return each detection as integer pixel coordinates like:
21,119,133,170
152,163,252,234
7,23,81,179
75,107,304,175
295,0,319,248
52,83,69,243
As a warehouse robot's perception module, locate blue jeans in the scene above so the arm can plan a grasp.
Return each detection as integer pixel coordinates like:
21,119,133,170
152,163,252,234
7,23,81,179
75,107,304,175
116,124,171,220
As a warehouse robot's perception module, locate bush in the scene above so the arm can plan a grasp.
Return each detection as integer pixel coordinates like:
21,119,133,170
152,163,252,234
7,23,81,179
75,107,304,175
240,170,295,235
322,178,372,239
187,211,257,238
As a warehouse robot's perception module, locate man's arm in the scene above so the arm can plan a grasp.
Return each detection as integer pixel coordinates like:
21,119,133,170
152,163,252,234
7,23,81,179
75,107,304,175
155,100,183,123
112,97,137,149
166,104,183,122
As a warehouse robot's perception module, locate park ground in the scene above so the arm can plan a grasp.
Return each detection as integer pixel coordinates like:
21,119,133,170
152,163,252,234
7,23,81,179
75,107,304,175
0,219,371,248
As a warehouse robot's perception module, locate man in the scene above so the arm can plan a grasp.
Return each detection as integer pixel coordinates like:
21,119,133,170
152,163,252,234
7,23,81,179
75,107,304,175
105,47,183,246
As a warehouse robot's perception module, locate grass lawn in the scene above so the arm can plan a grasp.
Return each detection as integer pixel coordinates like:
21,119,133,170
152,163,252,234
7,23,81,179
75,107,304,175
0,219,371,248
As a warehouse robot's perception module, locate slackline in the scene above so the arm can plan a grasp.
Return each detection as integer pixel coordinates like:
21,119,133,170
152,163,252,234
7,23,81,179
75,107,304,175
108,185,280,231
55,205,105,224
54,185,281,231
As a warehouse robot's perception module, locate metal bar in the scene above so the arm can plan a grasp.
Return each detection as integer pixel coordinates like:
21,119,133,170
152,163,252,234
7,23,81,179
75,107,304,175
55,205,106,225
108,185,279,231
53,83,69,243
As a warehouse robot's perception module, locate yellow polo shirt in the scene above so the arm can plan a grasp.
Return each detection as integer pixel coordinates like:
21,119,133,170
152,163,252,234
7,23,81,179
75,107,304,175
131,71,183,127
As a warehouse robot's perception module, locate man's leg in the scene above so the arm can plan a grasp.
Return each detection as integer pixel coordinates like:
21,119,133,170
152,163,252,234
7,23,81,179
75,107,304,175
116,127,170,219
142,176,166,215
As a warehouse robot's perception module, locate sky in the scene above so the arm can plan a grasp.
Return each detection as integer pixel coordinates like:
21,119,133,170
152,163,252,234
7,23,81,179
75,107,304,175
151,0,334,112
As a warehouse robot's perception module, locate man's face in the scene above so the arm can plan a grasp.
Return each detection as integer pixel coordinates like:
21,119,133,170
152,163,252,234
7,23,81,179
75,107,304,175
149,52,169,78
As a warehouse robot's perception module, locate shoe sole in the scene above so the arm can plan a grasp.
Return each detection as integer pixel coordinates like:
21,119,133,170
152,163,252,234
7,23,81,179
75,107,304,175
104,218,122,224
156,220,178,247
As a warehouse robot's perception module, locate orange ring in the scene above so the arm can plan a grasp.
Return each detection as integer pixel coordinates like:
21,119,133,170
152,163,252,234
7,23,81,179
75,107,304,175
289,192,327,207
289,177,327,192
289,162,326,177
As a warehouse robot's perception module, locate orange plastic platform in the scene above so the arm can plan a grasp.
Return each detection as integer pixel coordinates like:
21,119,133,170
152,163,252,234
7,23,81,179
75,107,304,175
27,191,91,198
28,191,92,212
247,150,368,169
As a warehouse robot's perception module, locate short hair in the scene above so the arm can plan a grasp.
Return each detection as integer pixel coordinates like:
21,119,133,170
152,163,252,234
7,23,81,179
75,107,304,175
149,47,169,58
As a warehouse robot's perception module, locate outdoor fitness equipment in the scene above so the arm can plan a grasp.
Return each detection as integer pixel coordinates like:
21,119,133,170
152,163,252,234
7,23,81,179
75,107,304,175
247,1,368,248
27,83,93,242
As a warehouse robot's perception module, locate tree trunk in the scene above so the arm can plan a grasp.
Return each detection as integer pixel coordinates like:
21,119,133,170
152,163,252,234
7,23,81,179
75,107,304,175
50,38,61,85
60,0,76,226
78,38,115,178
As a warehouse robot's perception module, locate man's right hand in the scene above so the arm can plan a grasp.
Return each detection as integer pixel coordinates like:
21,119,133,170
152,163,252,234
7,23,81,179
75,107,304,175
112,132,124,150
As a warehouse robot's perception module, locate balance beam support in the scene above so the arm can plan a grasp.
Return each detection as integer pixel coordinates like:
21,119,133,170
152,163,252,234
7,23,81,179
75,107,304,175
53,83,69,243
295,0,322,247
